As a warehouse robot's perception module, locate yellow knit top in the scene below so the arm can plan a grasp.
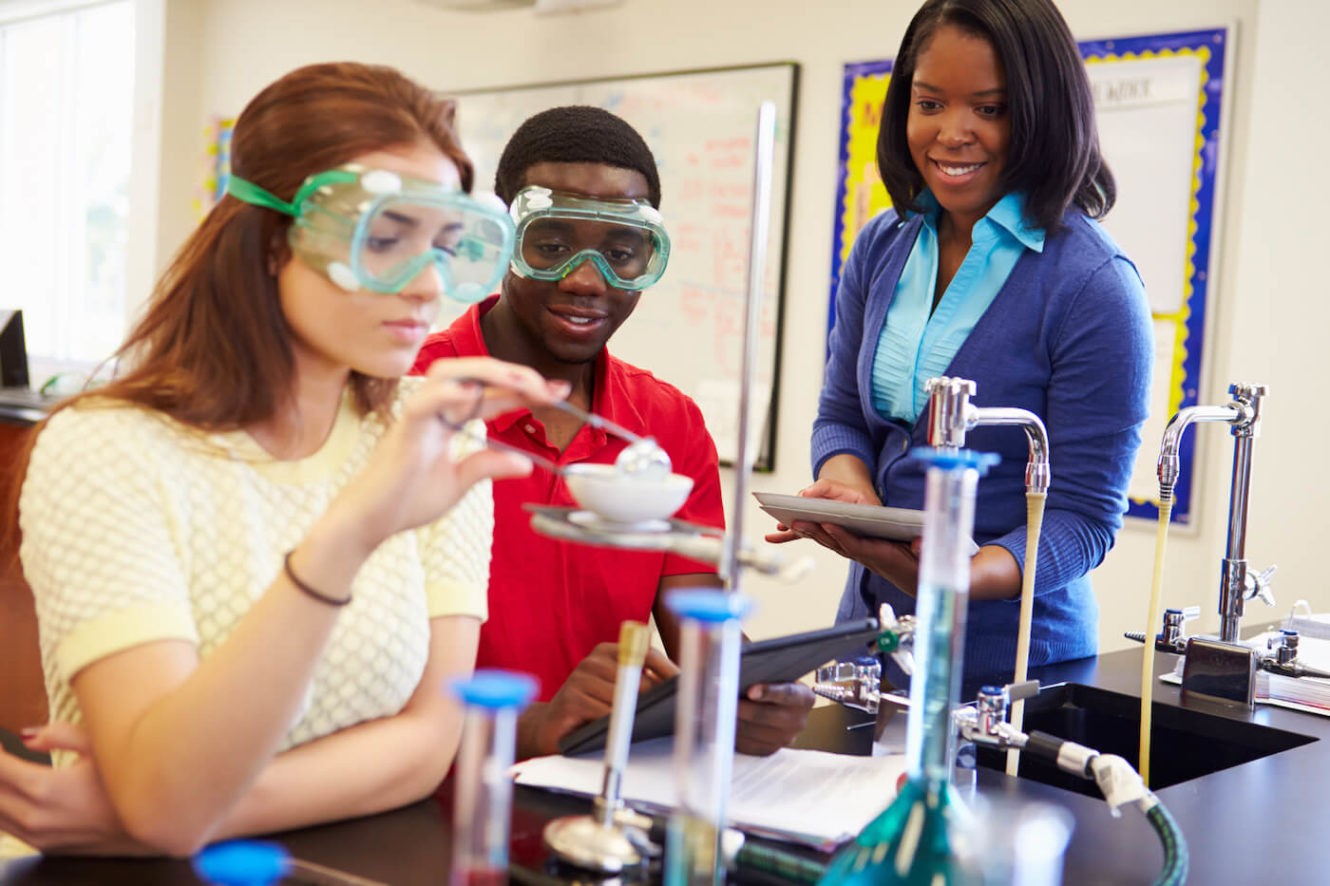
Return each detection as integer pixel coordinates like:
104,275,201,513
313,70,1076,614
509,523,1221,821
19,377,491,752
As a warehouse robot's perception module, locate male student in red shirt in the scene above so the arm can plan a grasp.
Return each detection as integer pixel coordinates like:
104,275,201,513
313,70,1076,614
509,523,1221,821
412,106,813,759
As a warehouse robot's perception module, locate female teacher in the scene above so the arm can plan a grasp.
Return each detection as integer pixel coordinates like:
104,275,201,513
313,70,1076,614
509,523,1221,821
770,0,1152,682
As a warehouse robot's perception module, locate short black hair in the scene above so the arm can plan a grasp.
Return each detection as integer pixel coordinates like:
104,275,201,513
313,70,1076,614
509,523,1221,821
876,0,1114,231
493,105,662,208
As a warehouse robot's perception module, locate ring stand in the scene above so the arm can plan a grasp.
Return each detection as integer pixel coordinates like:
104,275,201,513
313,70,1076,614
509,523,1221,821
527,505,810,582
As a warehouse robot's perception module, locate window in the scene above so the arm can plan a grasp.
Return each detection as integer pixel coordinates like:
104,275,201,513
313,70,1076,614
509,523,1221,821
0,0,134,371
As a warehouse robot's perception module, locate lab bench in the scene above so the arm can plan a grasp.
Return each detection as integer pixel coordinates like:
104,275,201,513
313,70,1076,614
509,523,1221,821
3,643,1329,884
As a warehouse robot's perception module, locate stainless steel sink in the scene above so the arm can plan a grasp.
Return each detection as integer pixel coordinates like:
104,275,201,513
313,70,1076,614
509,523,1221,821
975,682,1317,795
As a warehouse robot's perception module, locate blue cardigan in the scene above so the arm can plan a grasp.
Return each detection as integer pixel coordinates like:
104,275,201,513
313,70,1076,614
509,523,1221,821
814,207,1153,681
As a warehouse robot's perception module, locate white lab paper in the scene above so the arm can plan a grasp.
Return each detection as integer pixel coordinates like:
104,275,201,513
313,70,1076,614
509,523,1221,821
513,737,905,850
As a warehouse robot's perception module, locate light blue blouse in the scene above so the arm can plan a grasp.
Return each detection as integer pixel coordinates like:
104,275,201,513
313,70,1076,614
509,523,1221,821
871,191,1045,423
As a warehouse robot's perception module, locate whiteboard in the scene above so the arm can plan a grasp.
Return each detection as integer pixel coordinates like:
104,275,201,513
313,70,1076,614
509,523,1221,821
448,63,799,469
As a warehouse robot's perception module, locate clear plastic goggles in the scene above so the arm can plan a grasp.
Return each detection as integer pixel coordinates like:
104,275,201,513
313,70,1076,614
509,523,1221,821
227,165,515,303
509,186,670,291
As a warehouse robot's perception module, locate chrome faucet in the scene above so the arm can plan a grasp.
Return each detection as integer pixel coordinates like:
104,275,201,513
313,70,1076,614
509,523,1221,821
925,377,1050,495
1157,382,1272,643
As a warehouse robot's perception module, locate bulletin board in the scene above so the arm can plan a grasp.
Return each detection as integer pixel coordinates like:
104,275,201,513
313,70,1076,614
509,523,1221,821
451,63,799,470
828,28,1230,525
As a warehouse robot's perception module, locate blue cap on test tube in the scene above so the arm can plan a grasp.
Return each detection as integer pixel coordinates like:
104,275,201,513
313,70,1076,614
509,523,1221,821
907,446,1000,475
450,669,539,710
666,588,753,623
193,840,290,886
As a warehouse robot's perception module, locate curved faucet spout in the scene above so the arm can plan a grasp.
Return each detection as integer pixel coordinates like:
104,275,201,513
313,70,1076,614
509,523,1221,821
968,407,1050,495
923,378,1050,495
1157,402,1251,496
1155,382,1269,644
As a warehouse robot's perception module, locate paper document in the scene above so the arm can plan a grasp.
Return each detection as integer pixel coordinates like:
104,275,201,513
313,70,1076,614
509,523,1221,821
513,737,905,851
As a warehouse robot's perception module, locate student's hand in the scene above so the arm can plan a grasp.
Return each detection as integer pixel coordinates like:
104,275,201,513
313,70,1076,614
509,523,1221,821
516,644,678,760
330,357,570,554
763,477,882,545
0,723,147,856
735,681,815,756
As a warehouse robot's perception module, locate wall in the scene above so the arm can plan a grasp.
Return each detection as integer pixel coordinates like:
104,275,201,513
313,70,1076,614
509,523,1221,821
136,0,1324,655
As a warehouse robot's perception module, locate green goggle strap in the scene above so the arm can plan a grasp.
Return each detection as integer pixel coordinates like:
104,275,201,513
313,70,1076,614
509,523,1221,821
226,170,363,218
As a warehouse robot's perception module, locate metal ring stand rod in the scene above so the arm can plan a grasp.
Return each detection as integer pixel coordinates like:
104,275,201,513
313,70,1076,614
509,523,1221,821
722,100,778,589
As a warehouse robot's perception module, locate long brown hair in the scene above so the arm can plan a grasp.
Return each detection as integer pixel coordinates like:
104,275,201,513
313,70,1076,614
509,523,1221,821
6,62,473,555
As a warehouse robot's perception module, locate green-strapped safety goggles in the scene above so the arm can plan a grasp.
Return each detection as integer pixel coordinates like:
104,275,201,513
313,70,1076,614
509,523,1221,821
509,186,670,291
228,165,515,304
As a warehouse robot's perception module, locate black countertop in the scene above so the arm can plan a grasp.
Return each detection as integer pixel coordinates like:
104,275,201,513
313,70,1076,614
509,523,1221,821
4,646,1329,884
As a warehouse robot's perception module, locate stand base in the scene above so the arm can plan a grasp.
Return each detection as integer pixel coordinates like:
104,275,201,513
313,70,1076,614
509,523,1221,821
543,814,647,874
1181,636,1258,708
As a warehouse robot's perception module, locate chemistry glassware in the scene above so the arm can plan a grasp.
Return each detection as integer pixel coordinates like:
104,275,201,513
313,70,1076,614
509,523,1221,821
449,669,537,886
664,588,752,886
819,448,998,885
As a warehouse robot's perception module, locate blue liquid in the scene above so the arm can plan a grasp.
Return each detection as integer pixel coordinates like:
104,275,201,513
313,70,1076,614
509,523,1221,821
907,581,965,784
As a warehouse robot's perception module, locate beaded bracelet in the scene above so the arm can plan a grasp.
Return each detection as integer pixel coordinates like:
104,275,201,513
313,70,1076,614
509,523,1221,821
283,551,351,607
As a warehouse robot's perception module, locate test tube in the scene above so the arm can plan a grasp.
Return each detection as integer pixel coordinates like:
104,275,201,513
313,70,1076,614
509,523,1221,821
449,669,538,886
907,449,999,788
819,448,998,885
664,588,752,886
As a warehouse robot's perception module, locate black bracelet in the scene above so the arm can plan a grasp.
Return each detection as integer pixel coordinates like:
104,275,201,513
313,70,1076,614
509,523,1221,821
283,551,351,607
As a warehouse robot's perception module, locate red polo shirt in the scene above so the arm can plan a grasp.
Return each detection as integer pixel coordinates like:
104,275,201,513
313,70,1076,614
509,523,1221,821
411,297,725,701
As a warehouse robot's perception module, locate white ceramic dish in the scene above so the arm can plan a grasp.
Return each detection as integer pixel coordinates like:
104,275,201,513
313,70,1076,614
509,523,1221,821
564,463,693,525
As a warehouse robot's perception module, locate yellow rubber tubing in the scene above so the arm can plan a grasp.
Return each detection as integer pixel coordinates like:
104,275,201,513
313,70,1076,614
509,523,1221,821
1005,492,1047,777
1139,499,1174,787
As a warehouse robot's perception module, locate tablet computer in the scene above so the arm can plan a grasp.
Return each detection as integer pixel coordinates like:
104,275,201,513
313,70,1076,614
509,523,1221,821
754,492,978,554
754,492,926,542
557,617,880,757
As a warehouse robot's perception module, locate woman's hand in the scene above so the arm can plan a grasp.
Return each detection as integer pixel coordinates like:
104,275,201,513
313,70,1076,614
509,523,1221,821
328,357,570,555
0,724,147,856
763,475,882,545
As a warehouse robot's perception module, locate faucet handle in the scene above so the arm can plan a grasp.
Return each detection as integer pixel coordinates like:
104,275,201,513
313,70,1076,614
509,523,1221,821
1124,607,1199,653
1244,564,1278,607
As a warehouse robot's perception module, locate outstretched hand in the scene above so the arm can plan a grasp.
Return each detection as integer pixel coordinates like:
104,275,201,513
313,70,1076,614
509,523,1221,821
0,723,146,856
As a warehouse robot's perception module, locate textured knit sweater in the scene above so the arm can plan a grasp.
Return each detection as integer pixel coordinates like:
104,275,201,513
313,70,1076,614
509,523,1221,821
815,207,1153,681
20,377,491,753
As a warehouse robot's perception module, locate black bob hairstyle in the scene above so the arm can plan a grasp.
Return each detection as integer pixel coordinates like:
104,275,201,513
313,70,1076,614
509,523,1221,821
877,0,1114,231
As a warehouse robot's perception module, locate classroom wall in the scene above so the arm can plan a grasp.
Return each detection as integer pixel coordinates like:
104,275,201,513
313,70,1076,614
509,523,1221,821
136,0,1326,653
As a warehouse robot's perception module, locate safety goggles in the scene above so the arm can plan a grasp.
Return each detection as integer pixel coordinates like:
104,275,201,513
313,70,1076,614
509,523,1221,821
227,165,515,303
509,186,670,291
